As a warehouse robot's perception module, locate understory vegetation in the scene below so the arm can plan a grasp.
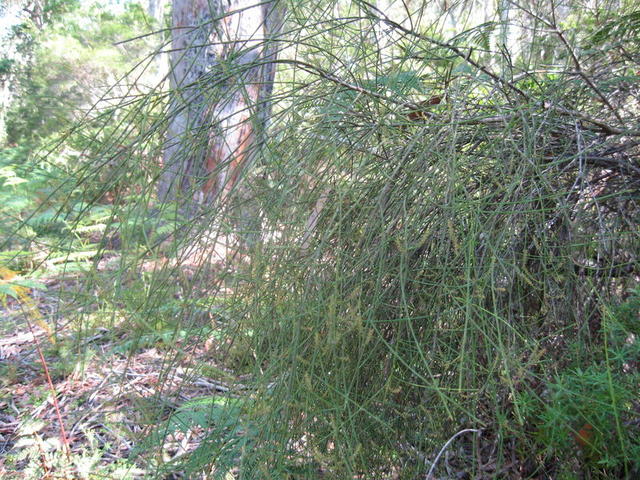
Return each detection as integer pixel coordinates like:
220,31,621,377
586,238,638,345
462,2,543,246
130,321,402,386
1,0,639,479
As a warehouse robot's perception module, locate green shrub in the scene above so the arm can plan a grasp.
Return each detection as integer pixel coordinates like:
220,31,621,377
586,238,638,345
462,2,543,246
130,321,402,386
526,290,640,476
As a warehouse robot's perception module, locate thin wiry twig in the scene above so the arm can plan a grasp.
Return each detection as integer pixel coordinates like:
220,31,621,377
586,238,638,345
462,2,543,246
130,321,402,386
426,428,481,480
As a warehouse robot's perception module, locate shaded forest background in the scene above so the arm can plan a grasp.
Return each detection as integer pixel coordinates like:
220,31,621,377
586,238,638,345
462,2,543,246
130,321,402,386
0,0,639,479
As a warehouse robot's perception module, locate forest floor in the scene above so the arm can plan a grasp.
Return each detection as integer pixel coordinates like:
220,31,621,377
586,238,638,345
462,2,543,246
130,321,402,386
0,266,235,479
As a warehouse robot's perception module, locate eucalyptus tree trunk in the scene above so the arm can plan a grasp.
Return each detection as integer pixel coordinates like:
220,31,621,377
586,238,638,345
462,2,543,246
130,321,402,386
147,0,167,23
160,0,284,212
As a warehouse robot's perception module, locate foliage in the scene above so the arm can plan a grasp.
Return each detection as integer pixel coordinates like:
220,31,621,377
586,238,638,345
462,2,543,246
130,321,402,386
526,290,640,475
202,1,638,478
3,1,155,147
1,0,639,479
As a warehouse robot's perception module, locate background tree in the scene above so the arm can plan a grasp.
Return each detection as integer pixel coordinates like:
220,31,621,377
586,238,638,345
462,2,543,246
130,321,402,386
160,0,285,212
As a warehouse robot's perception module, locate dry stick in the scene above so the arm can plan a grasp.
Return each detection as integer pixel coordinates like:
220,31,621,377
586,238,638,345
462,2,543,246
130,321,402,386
21,309,73,461
548,1,623,124
551,104,640,136
277,58,640,135
426,428,481,480
553,27,623,124
358,0,640,137
300,187,332,252
357,0,529,100
509,0,624,124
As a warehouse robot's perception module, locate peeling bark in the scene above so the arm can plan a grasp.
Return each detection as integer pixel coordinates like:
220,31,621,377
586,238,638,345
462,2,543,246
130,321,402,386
160,0,284,210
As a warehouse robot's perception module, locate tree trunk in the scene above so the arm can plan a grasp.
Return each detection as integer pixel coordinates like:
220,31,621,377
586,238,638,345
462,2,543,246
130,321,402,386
147,0,167,23
160,0,284,212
